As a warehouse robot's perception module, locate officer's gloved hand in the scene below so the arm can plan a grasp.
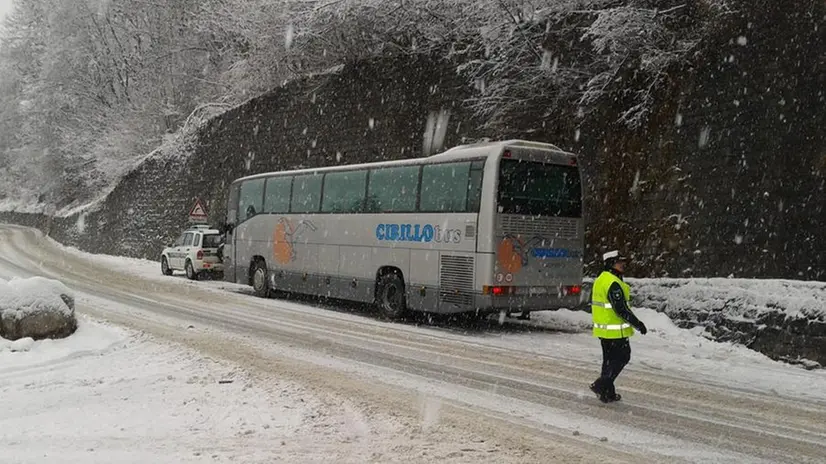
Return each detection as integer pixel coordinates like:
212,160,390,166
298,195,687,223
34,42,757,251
637,322,648,335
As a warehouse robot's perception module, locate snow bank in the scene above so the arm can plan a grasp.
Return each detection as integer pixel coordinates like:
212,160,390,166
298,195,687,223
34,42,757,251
627,278,826,368
524,307,826,402
554,276,826,368
0,276,77,340
528,306,692,338
0,315,123,361
629,277,826,323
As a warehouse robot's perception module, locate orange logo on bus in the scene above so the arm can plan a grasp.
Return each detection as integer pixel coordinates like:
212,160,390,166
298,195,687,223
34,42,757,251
497,236,526,273
273,218,317,265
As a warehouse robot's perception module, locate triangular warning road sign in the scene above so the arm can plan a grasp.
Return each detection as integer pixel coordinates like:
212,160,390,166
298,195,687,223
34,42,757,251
189,199,208,222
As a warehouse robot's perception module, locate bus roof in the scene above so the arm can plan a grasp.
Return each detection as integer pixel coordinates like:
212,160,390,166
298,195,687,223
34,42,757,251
231,139,576,184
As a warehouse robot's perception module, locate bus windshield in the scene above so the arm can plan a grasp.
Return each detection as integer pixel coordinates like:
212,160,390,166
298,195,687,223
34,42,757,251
497,159,582,217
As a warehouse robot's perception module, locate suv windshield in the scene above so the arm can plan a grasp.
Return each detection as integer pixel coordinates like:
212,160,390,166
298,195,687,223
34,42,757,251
497,159,582,217
202,233,223,248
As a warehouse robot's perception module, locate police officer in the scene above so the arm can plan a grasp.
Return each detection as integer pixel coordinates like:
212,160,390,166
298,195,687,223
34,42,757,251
589,250,647,403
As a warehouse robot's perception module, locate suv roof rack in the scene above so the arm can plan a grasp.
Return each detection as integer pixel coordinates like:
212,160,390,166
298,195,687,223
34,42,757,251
188,224,212,230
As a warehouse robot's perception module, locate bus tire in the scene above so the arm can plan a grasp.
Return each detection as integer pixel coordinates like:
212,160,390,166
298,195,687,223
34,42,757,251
376,273,406,320
251,259,270,298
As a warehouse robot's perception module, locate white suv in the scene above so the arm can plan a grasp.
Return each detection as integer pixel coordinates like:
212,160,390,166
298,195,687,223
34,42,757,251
160,225,224,280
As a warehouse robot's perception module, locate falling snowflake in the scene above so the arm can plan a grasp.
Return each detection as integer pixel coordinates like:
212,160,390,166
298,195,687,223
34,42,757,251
76,214,86,234
698,126,711,148
284,24,294,49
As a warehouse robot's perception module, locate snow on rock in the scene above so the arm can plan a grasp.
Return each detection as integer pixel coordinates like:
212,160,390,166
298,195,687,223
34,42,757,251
0,276,77,341
9,337,35,352
629,278,826,323
628,278,826,368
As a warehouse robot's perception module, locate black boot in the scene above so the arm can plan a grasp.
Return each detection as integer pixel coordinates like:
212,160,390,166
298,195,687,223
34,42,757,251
603,383,622,402
589,381,611,403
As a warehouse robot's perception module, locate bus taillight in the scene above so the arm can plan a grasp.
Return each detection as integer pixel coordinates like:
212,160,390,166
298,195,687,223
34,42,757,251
565,285,582,295
503,150,512,158
484,285,513,296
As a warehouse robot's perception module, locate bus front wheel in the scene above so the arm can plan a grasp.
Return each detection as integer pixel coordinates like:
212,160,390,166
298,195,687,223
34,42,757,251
251,260,270,298
377,273,406,320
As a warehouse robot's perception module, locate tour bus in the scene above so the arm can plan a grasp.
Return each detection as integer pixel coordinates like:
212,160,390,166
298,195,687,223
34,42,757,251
221,139,584,319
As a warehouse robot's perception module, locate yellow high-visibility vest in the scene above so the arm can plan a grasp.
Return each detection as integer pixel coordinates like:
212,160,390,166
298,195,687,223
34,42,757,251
591,271,634,339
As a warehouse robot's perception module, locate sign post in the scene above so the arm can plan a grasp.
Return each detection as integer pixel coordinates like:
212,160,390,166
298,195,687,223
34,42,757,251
189,198,209,224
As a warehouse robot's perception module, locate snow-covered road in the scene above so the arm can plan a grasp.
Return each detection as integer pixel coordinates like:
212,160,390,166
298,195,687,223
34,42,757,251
1,320,357,463
1,224,825,463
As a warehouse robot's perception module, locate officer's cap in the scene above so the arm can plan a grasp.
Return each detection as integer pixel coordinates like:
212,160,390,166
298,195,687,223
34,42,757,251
603,250,628,262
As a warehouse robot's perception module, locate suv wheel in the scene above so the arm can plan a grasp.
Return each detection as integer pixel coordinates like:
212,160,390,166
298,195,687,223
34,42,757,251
161,257,173,276
185,259,198,280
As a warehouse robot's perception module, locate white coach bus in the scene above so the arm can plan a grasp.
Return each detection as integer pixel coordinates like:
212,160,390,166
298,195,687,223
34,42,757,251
221,139,584,319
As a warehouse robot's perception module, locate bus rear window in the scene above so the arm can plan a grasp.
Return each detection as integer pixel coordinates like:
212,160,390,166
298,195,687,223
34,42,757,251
497,159,581,217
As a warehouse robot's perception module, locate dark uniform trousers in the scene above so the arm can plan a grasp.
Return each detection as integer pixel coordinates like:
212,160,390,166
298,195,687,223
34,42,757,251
594,337,631,396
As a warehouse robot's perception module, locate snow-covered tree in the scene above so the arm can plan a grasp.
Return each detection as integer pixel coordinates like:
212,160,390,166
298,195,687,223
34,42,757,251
0,0,732,207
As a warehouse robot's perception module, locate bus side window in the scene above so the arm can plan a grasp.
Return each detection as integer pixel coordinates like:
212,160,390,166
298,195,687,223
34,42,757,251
419,162,471,213
367,165,419,213
322,170,367,213
264,176,292,213
291,173,323,213
467,160,484,212
238,178,265,223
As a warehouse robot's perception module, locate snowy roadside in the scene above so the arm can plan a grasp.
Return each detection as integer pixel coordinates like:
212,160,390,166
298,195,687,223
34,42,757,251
511,308,826,402
0,315,438,464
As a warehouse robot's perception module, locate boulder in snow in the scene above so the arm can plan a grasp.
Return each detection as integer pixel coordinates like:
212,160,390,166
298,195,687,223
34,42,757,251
0,277,77,341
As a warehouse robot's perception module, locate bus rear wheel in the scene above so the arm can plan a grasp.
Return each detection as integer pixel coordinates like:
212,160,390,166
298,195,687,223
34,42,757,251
377,273,406,320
